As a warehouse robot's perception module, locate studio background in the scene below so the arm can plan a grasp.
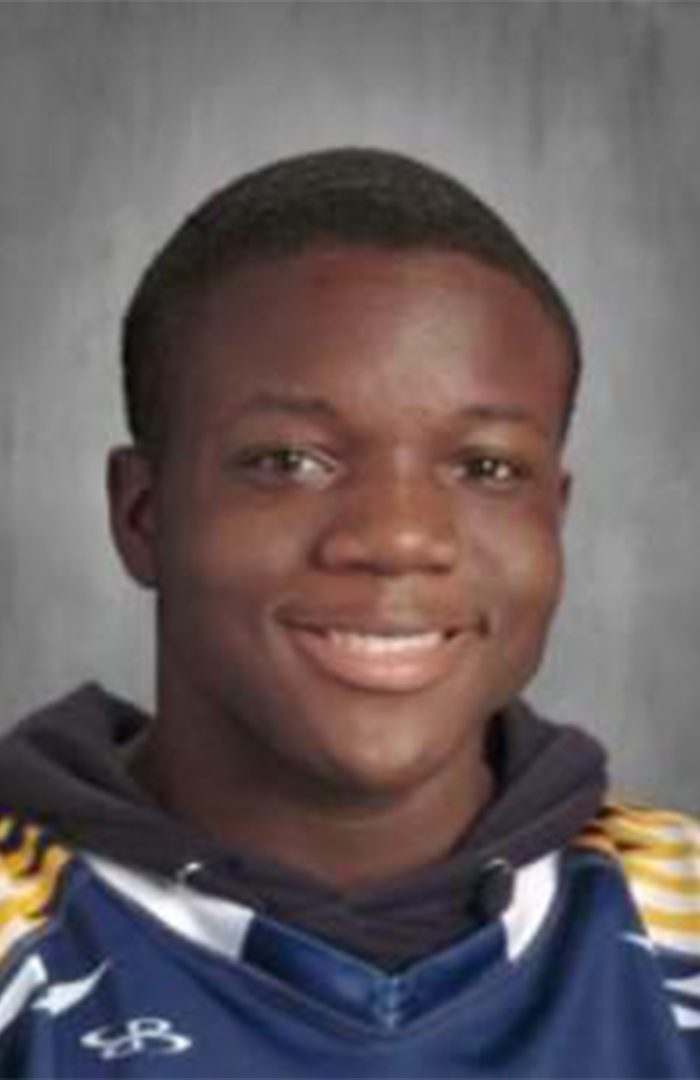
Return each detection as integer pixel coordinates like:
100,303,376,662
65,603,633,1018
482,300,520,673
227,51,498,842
1,1,698,812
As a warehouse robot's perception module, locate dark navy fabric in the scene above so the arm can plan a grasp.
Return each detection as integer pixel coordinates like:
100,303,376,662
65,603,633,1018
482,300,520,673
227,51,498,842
0,850,698,1078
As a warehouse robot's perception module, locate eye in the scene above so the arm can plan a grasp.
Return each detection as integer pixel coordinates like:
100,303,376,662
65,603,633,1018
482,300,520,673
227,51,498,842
456,452,529,490
232,445,338,488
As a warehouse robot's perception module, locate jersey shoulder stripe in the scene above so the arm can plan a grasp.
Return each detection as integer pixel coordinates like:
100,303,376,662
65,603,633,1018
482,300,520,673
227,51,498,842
0,816,72,966
576,801,700,955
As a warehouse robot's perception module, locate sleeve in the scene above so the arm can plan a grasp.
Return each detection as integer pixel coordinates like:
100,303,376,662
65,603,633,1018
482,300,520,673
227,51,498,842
583,801,700,1070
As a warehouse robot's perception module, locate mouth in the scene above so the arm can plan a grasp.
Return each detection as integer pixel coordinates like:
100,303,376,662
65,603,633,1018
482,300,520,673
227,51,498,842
282,623,469,694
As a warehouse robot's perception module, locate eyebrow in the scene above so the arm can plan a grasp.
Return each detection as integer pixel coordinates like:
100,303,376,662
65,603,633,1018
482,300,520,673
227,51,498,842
225,391,342,423
222,392,549,438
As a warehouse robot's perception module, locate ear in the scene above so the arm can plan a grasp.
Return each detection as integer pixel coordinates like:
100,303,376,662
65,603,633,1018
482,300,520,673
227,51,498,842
107,446,158,589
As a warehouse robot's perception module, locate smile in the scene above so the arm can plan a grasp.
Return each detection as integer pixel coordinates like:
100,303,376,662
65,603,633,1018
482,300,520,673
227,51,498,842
284,625,466,694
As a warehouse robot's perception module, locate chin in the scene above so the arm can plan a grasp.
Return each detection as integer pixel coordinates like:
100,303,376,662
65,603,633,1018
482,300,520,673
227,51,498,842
301,723,469,803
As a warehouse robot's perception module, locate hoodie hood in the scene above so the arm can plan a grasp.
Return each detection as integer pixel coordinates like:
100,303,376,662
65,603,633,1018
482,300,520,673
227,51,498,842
0,683,607,970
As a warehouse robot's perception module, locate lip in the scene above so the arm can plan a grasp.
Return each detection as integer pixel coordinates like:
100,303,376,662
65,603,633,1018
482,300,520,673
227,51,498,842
282,613,467,636
282,622,468,694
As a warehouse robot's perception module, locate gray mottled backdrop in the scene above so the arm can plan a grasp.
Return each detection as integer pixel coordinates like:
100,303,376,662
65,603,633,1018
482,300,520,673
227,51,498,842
1,1,699,812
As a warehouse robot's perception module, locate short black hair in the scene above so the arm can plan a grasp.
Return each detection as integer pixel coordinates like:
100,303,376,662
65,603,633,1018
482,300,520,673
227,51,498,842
122,147,581,452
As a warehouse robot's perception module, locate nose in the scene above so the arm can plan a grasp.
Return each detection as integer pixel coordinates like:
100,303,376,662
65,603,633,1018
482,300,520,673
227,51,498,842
313,469,459,577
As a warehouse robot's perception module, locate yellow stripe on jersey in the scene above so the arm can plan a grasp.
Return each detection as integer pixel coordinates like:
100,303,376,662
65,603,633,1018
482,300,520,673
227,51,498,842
621,858,700,895
576,802,700,955
638,907,700,933
3,825,44,878
0,817,72,966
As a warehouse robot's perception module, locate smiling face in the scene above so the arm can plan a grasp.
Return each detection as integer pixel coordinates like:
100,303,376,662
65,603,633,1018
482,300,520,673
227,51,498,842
111,246,571,807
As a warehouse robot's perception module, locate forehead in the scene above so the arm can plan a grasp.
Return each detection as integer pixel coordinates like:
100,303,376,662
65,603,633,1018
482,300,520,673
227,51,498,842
170,246,571,441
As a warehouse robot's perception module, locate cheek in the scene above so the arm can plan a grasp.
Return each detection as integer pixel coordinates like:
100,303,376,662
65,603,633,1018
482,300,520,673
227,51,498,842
469,516,564,703
156,507,321,686
511,536,563,686
511,527,562,604
164,508,308,598
156,522,283,701
476,512,564,624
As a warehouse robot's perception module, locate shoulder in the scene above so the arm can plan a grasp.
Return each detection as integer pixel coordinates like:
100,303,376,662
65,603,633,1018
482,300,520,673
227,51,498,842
575,800,700,955
0,814,74,970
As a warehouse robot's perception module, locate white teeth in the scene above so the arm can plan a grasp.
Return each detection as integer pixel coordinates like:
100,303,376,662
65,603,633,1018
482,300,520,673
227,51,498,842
326,631,444,655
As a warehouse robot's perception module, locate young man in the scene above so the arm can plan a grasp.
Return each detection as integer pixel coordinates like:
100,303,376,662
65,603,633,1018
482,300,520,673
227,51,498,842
0,148,697,1078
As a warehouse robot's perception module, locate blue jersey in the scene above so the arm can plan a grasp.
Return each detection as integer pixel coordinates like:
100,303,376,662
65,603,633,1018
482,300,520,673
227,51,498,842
0,803,698,1077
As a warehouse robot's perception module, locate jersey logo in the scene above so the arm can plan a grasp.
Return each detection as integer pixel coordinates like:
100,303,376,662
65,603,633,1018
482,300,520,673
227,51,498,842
0,956,109,1035
81,1017,193,1061
32,961,109,1017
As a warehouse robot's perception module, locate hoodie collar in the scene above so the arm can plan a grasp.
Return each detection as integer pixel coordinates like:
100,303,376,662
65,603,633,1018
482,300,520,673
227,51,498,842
0,683,606,970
